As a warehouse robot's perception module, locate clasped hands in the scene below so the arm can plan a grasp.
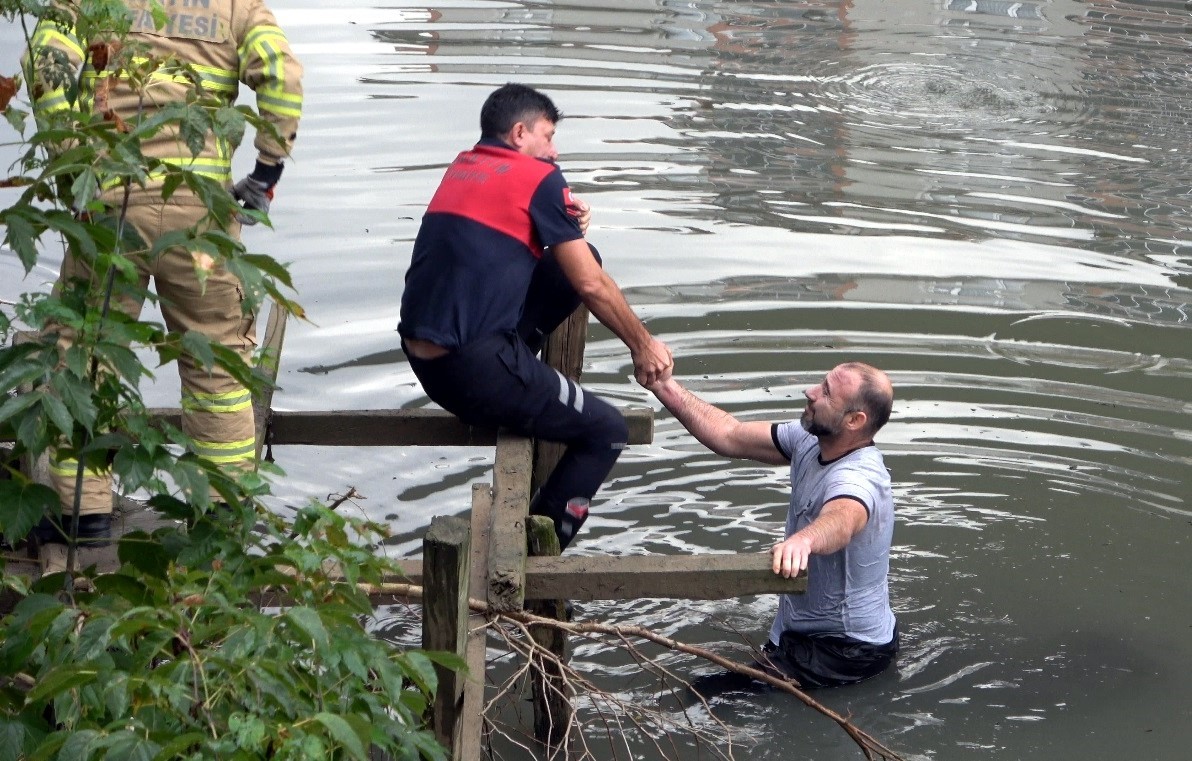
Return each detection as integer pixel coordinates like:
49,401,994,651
633,337,674,389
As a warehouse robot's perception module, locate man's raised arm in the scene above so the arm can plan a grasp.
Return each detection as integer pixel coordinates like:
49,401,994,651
649,377,788,465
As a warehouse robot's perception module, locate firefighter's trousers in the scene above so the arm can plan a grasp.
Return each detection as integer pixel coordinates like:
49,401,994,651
49,196,257,515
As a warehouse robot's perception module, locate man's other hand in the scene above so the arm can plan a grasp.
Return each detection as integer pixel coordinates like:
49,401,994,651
233,160,284,226
568,196,591,235
772,534,813,578
632,337,674,387
233,176,273,225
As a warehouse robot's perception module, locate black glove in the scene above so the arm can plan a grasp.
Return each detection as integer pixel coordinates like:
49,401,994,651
233,160,284,225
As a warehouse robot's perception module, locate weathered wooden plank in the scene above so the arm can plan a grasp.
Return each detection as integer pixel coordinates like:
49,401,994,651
523,553,807,600
254,300,288,461
2,407,655,447
526,515,571,750
48,407,653,448
456,483,494,761
367,553,805,603
524,309,584,748
487,434,533,612
421,515,471,750
455,620,488,761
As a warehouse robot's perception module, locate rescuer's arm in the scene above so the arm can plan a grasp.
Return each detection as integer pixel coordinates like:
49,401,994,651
551,237,673,388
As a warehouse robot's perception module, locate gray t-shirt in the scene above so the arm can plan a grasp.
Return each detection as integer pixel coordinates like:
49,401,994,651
768,422,896,645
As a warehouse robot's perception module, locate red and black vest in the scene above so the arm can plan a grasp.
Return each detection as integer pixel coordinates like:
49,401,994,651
399,139,582,350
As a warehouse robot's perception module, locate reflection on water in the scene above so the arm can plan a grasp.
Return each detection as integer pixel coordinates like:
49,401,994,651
2,0,1190,758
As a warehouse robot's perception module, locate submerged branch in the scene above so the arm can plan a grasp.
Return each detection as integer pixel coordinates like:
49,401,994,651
370,581,906,761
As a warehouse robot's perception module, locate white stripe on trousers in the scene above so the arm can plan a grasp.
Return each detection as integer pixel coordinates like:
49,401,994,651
555,370,585,413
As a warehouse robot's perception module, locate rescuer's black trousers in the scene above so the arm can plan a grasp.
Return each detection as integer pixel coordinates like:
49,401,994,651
405,246,626,550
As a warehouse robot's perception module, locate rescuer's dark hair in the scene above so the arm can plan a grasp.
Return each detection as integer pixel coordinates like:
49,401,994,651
480,83,562,139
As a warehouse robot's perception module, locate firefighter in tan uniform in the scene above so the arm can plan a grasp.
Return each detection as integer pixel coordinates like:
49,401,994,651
26,0,303,543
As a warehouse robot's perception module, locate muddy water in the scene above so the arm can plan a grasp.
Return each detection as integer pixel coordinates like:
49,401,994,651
2,0,1190,758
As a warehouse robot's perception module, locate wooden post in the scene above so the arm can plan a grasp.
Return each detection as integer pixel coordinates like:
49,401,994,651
531,306,589,495
456,483,495,761
487,434,533,612
253,299,288,461
527,515,571,752
524,306,587,751
421,515,471,748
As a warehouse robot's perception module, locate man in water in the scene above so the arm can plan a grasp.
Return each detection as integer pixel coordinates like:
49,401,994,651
399,83,673,550
649,362,898,687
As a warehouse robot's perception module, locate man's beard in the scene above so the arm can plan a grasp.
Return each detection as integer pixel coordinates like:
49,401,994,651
801,408,840,438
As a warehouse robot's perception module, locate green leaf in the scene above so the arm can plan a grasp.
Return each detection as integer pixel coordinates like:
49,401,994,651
285,607,329,649
152,732,205,760
170,458,211,505
181,330,216,371
56,729,100,761
160,170,184,202
118,530,170,579
0,359,46,399
4,105,28,135
406,729,449,761
112,445,160,492
0,207,39,272
341,647,368,681
76,616,115,660
51,372,99,430
0,717,27,761
16,406,49,454
93,729,160,761
0,481,57,546
150,2,170,30
240,253,296,290
213,106,246,147
313,713,368,761
48,208,100,260
102,671,131,720
70,168,99,212
25,666,99,704
228,713,268,752
40,391,74,438
0,604,62,674
419,648,468,672
0,712,51,761
145,494,192,521
94,342,142,384
91,573,153,606
178,105,211,157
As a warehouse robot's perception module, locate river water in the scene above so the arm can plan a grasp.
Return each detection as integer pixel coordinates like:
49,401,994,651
2,1,1190,759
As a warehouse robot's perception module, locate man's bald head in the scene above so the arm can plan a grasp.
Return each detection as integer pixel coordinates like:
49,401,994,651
838,362,893,437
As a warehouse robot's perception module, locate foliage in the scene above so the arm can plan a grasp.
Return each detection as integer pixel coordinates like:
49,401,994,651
0,3,451,759
0,502,456,761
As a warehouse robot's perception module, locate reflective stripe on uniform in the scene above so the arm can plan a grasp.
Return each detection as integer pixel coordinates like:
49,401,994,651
240,25,303,119
28,21,84,112
554,370,585,413
190,63,239,93
33,89,70,112
82,58,240,95
49,457,105,479
31,22,83,59
191,436,256,465
99,155,232,189
184,388,253,414
256,88,302,118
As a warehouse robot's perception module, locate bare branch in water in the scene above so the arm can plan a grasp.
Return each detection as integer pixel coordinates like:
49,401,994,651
372,581,907,761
